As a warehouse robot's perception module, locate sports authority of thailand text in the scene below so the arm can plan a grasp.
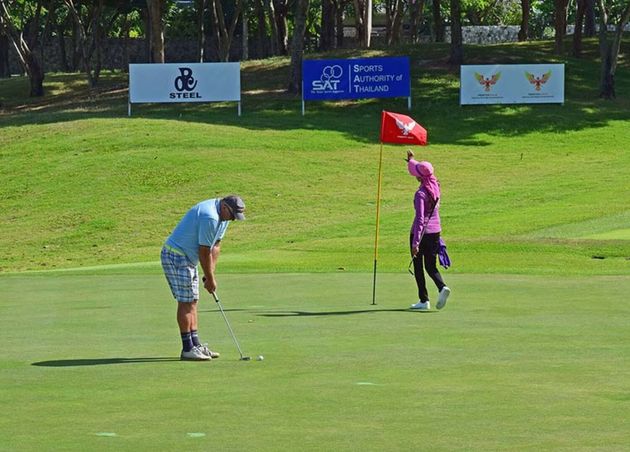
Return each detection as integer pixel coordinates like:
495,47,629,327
303,57,410,100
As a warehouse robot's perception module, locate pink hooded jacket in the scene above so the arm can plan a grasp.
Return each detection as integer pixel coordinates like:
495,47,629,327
408,159,441,249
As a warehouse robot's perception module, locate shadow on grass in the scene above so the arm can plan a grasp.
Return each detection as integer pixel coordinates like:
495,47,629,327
32,357,179,367
259,308,435,317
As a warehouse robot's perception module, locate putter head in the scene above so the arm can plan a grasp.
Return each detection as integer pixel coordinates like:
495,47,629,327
240,356,251,361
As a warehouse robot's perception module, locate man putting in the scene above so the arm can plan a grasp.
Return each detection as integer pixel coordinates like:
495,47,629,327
161,195,246,361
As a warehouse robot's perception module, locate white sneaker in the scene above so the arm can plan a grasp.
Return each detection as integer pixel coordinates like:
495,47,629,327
410,300,430,310
437,286,451,310
197,344,220,359
180,347,211,361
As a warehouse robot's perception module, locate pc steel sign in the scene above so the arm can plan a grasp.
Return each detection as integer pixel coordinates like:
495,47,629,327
302,57,410,101
460,64,564,105
129,63,240,104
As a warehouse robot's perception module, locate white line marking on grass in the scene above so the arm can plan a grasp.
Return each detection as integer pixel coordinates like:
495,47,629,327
356,382,380,386
187,433,206,438
95,432,117,437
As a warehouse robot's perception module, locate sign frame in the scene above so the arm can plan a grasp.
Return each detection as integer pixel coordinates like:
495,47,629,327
460,64,565,105
301,57,411,115
128,62,241,116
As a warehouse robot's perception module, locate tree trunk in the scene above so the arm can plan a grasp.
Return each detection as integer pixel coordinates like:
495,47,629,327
595,0,630,99
584,0,596,37
287,0,310,94
553,0,569,54
353,0,366,47
71,16,80,71
64,0,104,87
518,0,530,41
197,0,207,62
409,0,425,44
254,0,267,58
210,0,244,62
433,0,444,42
242,7,248,60
0,2,45,96
387,0,404,45
56,21,70,72
449,0,463,65
121,13,130,72
146,0,165,63
573,0,586,57
274,0,289,55
0,28,10,77
335,0,346,48
264,0,279,55
320,0,335,50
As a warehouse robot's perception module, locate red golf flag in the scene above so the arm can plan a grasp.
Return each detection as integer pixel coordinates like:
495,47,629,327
380,111,427,145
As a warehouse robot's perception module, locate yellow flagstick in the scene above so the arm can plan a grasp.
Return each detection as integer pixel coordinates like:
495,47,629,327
372,141,384,305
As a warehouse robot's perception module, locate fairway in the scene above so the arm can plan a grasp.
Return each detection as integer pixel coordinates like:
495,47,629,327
1,272,629,450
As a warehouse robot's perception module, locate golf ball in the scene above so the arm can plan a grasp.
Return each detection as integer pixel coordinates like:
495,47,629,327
257,355,264,361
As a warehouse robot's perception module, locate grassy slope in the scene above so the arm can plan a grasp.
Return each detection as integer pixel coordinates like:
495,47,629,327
1,39,629,275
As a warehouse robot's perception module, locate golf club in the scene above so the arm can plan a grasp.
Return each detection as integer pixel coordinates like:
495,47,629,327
210,290,251,361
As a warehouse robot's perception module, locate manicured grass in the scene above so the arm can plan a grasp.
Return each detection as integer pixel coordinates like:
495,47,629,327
1,39,629,450
1,39,629,275
1,272,629,450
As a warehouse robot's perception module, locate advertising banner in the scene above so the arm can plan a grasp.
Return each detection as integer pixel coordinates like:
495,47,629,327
129,63,241,115
302,57,410,101
460,64,564,105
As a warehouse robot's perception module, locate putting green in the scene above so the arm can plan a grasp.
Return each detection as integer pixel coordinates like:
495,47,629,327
1,272,629,450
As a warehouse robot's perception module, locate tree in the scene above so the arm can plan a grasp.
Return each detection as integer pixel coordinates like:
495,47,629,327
553,0,569,54
335,0,348,48
449,0,463,65
573,0,587,56
518,0,530,41
385,0,405,45
353,0,372,48
584,0,597,36
597,0,630,98
264,0,278,55
273,0,289,55
320,0,335,50
209,0,243,61
63,0,105,87
432,0,444,42
287,0,310,93
146,0,164,63
409,0,426,44
0,0,46,96
196,0,208,61
0,24,10,77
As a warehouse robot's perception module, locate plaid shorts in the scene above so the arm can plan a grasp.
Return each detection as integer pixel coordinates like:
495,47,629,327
161,246,199,303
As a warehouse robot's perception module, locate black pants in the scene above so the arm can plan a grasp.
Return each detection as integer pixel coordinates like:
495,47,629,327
410,233,446,302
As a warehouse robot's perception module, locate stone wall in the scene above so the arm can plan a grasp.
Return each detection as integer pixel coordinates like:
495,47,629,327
445,25,521,44
6,37,238,75
7,24,630,75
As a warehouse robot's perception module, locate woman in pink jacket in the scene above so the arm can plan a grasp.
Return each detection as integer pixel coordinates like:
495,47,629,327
406,150,451,310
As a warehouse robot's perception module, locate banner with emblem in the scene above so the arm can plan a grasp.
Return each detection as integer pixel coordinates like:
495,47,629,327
128,63,241,116
301,57,411,114
460,64,565,105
